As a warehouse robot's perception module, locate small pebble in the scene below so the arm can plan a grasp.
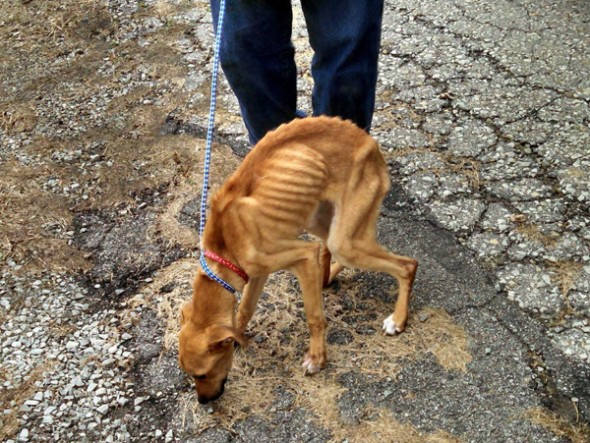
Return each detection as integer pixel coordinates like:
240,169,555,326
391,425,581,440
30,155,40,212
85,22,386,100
18,428,29,442
418,312,430,322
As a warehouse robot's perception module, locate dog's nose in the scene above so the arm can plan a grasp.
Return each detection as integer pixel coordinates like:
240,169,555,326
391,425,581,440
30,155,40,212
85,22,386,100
197,389,223,405
197,377,227,404
197,395,211,405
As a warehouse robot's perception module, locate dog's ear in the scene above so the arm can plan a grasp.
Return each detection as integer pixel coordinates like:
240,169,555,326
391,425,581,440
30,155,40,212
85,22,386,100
179,302,192,326
207,326,247,353
208,336,234,353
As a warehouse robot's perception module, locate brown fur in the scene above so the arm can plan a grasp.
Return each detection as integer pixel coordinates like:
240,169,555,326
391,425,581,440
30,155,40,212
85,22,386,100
179,117,418,403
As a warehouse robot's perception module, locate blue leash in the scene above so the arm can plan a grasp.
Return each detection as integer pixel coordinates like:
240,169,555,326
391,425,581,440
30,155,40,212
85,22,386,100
198,0,240,297
199,0,226,239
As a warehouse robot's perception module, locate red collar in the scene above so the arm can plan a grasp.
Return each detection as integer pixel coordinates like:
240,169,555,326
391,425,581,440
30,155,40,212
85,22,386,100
203,250,249,284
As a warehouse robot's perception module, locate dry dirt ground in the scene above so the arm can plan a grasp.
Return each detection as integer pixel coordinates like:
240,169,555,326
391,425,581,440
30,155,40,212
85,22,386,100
1,1,589,442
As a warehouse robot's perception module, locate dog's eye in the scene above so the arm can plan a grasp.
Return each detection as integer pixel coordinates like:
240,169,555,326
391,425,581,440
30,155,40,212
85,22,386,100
193,374,206,381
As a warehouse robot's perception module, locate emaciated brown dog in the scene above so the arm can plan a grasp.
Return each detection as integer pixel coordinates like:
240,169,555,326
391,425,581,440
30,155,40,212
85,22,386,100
179,117,418,403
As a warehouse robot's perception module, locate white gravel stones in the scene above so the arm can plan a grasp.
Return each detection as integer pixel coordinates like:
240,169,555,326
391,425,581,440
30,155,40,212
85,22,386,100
427,198,486,232
557,167,590,203
498,264,564,315
486,178,553,202
397,151,446,176
451,81,557,122
536,131,590,169
514,200,566,224
404,173,437,202
1,270,137,442
569,291,590,317
467,232,511,260
384,127,431,149
183,71,207,92
422,112,453,136
544,232,590,262
481,204,515,233
501,119,554,146
480,146,540,181
538,97,589,125
18,428,29,442
447,118,498,157
552,328,590,364
435,173,472,199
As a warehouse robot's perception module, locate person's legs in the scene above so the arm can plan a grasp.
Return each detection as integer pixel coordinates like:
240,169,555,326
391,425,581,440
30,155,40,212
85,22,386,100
301,0,384,132
211,0,298,144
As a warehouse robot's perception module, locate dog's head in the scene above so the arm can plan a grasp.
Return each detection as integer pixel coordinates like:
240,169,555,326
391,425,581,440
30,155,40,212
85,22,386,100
178,302,246,404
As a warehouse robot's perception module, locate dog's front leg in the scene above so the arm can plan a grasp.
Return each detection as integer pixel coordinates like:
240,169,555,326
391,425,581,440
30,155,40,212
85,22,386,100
236,275,268,332
234,203,328,374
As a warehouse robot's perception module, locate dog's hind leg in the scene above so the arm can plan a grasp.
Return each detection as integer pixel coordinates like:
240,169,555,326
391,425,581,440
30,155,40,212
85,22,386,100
236,275,268,333
330,231,417,334
328,162,418,335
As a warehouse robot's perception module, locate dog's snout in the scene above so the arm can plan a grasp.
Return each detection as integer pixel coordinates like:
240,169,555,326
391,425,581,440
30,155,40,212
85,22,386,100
197,377,227,404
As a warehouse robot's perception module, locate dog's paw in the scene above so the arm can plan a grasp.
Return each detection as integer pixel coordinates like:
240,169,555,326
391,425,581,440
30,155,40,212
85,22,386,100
302,358,322,375
382,315,403,336
302,351,326,376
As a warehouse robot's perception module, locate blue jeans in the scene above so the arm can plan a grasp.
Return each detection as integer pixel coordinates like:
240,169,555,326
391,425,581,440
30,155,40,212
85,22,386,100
211,0,384,144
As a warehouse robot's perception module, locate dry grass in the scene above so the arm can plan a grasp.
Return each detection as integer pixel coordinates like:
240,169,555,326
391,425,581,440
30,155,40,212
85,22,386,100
387,148,481,191
49,323,78,339
157,266,471,438
154,139,240,250
445,157,481,190
0,362,54,441
546,261,584,326
150,259,199,351
0,160,90,271
0,1,115,100
547,261,583,297
511,215,559,248
564,167,585,178
0,104,36,134
1,1,104,43
340,407,463,443
525,407,590,443
0,0,201,272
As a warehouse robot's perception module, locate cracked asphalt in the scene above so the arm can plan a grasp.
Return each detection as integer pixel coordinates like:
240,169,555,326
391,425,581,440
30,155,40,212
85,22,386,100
1,0,589,442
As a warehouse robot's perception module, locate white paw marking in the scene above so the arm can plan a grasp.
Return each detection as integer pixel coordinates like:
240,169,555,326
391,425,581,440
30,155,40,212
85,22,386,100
382,315,402,336
302,358,321,375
